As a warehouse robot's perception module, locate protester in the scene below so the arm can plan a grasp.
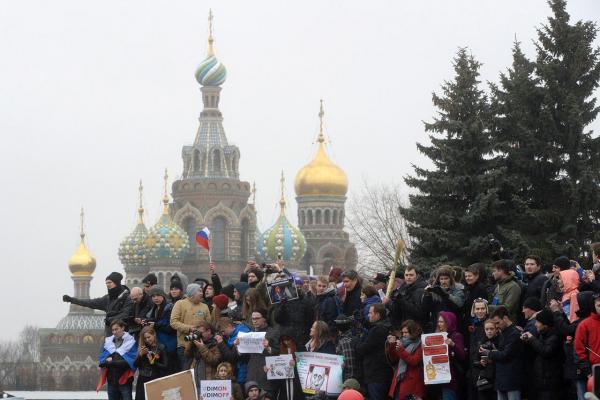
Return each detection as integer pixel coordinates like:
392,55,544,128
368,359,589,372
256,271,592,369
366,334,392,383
521,297,543,334
146,286,178,373
521,255,548,301
134,326,168,400
463,264,490,326
216,362,245,400
341,270,363,318
315,275,341,330
435,311,466,400
335,315,361,383
186,320,222,393
359,285,382,325
488,260,521,322
274,287,314,347
242,288,268,324
130,286,152,342
306,321,335,354
216,317,251,385
98,320,137,400
385,319,424,400
387,266,427,328
422,266,465,330
559,269,580,322
141,273,158,294
469,320,498,400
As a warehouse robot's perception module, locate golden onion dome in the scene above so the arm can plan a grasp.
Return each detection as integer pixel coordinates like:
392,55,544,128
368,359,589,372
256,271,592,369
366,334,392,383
68,209,96,277
294,101,348,197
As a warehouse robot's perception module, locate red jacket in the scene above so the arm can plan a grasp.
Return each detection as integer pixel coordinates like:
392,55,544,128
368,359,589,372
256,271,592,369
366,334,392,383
385,342,424,400
575,312,600,366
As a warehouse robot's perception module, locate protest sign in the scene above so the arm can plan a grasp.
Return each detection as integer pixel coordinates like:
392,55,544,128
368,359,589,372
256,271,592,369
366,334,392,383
421,332,451,385
200,380,231,400
145,369,198,400
267,278,299,304
295,352,344,395
237,331,266,354
265,354,295,380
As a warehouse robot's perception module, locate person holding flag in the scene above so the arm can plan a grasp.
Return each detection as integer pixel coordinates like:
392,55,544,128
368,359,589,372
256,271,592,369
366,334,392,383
196,227,211,257
97,320,137,400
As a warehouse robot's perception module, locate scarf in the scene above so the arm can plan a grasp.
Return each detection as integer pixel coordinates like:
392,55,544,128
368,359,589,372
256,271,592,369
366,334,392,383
396,337,421,380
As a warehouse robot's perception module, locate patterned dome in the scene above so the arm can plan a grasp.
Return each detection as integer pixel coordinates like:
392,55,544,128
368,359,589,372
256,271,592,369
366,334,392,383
257,173,306,262
68,209,96,277
145,172,190,262
118,183,148,267
195,55,227,87
56,312,106,331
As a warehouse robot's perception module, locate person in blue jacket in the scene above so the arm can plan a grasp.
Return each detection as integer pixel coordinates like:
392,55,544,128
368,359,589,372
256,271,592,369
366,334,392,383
145,287,178,373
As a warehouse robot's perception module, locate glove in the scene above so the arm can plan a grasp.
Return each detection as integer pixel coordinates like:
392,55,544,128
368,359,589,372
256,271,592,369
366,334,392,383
62,295,72,303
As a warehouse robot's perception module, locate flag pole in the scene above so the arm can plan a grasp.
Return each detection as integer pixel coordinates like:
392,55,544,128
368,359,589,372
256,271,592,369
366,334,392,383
208,236,212,264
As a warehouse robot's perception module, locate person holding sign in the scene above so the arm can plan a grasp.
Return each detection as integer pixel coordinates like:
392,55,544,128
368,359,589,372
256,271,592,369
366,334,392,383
215,362,244,400
436,311,466,400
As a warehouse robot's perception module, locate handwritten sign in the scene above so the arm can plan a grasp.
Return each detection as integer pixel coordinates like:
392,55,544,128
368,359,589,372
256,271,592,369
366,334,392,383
421,332,451,385
199,380,231,400
295,352,344,395
266,354,295,380
237,331,266,354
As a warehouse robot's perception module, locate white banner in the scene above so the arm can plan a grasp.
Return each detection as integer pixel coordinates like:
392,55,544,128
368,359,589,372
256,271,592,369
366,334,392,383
295,352,344,395
199,380,231,400
266,354,295,380
421,332,451,385
237,331,266,354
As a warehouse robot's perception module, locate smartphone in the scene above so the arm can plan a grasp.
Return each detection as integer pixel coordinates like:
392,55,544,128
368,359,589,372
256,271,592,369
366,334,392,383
378,288,386,300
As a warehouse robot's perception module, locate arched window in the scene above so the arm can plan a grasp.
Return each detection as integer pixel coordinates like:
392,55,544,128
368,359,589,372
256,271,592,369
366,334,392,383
300,210,306,226
324,209,331,225
241,218,249,260
332,209,338,225
158,272,164,288
183,217,197,255
307,210,313,225
316,209,322,225
213,150,221,175
212,217,227,260
193,150,200,173
339,210,345,225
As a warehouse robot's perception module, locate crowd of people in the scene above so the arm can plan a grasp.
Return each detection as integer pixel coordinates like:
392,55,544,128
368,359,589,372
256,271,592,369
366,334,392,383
61,244,600,400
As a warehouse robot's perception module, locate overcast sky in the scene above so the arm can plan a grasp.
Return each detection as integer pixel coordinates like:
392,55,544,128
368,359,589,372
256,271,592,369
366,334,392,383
0,0,599,340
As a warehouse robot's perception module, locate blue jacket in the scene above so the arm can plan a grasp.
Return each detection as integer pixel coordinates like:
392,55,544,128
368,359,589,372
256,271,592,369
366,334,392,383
148,302,177,353
362,295,382,322
228,323,251,384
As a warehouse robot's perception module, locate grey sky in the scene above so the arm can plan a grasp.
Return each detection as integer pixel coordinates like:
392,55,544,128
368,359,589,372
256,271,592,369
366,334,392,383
0,0,598,340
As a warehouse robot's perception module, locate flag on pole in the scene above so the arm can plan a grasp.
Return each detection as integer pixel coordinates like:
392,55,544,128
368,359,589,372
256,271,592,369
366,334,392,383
196,227,210,250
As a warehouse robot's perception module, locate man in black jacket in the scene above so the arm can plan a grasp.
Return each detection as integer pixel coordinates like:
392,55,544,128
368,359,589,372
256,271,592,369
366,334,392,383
386,266,427,328
63,272,133,336
480,306,524,400
356,303,392,400
341,270,363,319
521,255,548,302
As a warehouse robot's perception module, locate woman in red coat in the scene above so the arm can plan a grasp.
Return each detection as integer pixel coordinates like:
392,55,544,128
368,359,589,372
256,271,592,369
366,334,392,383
386,319,425,400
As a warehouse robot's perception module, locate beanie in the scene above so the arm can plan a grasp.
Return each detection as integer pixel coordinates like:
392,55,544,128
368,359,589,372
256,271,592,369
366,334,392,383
244,381,260,395
536,308,554,327
338,389,364,400
522,297,543,312
106,272,123,286
329,267,343,283
186,283,202,298
234,282,249,298
221,284,235,300
212,294,229,310
553,256,571,271
148,286,167,299
342,378,361,390
142,273,158,286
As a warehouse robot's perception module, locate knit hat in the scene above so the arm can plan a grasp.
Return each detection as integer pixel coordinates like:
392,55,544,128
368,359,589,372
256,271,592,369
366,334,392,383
170,280,184,291
148,286,167,299
536,308,554,327
338,389,364,400
553,256,571,271
186,283,202,298
142,273,157,286
342,378,360,390
212,294,229,310
105,272,123,286
329,267,343,283
221,284,235,300
244,381,260,395
234,282,249,298
522,297,543,312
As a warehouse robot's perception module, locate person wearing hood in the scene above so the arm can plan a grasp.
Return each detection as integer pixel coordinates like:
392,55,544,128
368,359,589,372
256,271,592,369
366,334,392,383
245,381,266,400
488,260,521,322
314,276,340,331
146,286,178,373
422,266,465,331
63,272,133,337
436,311,466,399
541,256,571,306
387,266,428,328
385,319,424,400
559,269,580,322
520,309,564,400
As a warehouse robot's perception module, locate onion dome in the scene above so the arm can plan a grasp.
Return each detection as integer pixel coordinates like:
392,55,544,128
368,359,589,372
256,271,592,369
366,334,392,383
145,170,190,262
195,10,227,87
257,172,306,262
295,100,348,197
68,208,96,277
118,181,148,267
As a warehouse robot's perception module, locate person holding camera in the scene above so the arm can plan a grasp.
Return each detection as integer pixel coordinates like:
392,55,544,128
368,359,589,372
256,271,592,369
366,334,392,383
469,319,498,400
185,320,222,394
146,286,178,373
385,319,424,400
130,286,152,343
134,326,168,400
422,266,465,332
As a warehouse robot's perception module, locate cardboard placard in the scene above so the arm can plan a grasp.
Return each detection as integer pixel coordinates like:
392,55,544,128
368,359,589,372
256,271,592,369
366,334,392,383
422,332,451,385
295,352,344,395
265,354,295,380
199,380,231,400
267,278,299,304
144,369,198,400
237,331,266,354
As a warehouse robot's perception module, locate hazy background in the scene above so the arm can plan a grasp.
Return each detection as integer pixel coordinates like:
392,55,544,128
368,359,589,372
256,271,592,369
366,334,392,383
0,0,598,340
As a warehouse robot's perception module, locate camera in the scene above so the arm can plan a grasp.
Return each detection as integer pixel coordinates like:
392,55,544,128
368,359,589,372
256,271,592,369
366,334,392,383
480,342,494,351
184,331,201,342
141,319,155,327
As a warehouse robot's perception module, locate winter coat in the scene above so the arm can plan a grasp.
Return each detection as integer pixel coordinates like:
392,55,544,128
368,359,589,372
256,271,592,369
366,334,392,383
134,343,169,379
389,278,427,327
521,271,548,302
361,295,382,324
469,334,497,390
488,324,524,391
306,339,336,354
130,292,153,339
489,273,521,322
170,298,212,347
147,302,177,353
356,319,393,384
575,312,600,367
315,288,340,331
541,276,562,306
274,293,314,347
438,311,466,392
385,341,424,400
422,285,464,332
336,330,361,381
343,281,363,319
527,328,564,390
216,323,251,384
246,325,280,394
70,285,133,336
560,269,580,322
187,337,222,392
463,281,489,323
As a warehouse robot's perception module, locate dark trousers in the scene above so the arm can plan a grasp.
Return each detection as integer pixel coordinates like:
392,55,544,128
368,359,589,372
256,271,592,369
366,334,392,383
367,383,389,400
107,382,132,400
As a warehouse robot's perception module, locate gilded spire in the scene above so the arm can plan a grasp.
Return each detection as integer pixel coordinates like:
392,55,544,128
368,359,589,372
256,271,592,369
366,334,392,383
207,9,215,57
317,99,325,143
137,180,145,225
69,207,96,276
162,168,169,215
252,181,257,205
279,171,286,215
79,206,85,242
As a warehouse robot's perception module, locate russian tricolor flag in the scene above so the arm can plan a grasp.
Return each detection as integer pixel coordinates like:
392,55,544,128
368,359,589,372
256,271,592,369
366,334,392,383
196,227,210,250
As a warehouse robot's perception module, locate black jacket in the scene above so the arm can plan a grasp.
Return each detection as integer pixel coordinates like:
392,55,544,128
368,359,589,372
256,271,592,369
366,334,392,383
522,271,548,302
134,343,169,379
315,288,339,331
274,292,314,347
356,319,393,384
527,328,564,390
389,278,427,327
343,282,363,320
488,324,524,391
130,293,153,339
71,285,133,336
